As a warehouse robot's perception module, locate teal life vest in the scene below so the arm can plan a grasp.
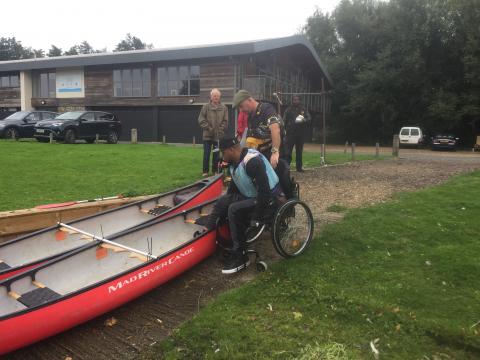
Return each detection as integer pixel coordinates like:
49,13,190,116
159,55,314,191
230,149,279,198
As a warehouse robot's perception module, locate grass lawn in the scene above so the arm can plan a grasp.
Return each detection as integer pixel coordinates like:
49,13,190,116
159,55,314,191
0,140,202,211
0,141,386,212
148,171,480,359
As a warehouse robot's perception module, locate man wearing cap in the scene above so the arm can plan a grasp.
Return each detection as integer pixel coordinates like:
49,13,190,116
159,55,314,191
284,95,311,172
233,90,294,199
204,137,283,274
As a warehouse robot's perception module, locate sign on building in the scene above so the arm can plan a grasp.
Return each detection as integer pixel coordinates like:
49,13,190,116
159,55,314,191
56,68,85,98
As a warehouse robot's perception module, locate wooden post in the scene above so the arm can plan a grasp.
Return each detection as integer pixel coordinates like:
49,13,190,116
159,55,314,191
49,133,53,144
131,128,138,144
344,141,348,154
392,135,399,157
351,143,356,161
162,135,166,144
95,134,99,144
375,142,380,159
321,143,325,165
193,136,196,147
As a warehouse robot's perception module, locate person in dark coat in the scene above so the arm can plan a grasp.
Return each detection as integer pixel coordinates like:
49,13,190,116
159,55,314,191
284,95,311,172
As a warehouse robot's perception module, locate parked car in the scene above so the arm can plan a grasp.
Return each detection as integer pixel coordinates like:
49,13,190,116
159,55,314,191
0,111,59,140
431,134,459,151
34,111,121,144
399,127,425,147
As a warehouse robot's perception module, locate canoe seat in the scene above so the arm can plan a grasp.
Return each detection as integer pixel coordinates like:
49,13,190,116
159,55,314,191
17,287,61,308
0,261,11,271
194,215,210,226
146,205,171,216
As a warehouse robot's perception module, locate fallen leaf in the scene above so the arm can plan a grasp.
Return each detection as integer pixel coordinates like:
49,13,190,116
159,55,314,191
104,317,118,327
293,311,303,320
65,357,73,360
395,324,401,332
267,304,273,311
156,318,163,324
393,306,400,313
370,338,380,359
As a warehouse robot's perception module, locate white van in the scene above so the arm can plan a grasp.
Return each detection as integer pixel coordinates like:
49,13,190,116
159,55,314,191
399,127,424,147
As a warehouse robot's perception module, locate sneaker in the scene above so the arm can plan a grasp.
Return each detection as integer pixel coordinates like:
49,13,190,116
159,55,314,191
222,251,250,274
202,172,209,177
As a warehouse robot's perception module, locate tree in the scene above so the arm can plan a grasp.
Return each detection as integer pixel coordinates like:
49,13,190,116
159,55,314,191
114,33,152,52
303,0,480,145
48,45,63,57
0,37,35,60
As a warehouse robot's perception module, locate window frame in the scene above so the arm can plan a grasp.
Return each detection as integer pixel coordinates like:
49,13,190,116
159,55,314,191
157,65,200,97
113,68,151,98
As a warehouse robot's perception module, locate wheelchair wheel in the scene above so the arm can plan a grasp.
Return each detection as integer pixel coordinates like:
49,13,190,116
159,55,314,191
246,223,266,243
272,199,314,258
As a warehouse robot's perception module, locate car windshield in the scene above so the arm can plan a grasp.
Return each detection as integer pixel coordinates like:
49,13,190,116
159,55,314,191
54,111,84,120
3,111,29,120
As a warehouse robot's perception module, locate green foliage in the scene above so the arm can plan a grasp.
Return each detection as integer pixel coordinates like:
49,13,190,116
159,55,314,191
47,45,63,57
0,37,44,60
303,0,480,145
115,33,152,52
147,171,480,359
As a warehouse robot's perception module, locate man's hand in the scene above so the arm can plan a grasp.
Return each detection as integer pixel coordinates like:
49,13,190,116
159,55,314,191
270,152,279,168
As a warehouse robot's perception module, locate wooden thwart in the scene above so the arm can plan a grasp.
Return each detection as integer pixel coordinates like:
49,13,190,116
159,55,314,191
58,223,157,260
8,291,21,300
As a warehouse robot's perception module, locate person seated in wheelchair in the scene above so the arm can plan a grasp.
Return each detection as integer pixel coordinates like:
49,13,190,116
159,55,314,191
204,136,285,275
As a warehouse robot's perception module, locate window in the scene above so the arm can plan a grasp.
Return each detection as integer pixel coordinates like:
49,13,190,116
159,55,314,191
0,75,19,88
400,129,410,136
113,68,151,97
41,112,57,120
33,72,56,98
96,112,114,121
81,112,95,121
411,128,419,136
25,113,41,123
157,65,200,96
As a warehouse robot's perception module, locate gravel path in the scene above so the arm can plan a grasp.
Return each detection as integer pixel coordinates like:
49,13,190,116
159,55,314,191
6,157,480,360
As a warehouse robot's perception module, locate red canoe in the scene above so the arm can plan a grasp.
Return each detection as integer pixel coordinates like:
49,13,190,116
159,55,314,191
0,200,222,355
0,175,223,281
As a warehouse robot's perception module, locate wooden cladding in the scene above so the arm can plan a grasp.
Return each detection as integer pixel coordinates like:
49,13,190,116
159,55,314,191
0,88,20,107
75,62,235,107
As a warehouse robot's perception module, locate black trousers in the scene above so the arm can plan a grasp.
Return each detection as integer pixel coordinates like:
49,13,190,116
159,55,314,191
209,193,256,252
202,140,219,173
285,131,305,171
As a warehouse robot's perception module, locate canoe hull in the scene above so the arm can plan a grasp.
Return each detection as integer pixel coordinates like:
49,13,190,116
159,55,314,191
0,176,223,282
0,231,217,355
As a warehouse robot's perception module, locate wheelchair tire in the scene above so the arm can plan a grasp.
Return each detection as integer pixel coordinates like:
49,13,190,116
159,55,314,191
246,223,266,243
272,199,314,258
256,261,268,272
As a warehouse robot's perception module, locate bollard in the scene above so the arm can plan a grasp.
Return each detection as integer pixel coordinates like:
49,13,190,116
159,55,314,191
375,142,380,159
344,141,349,154
131,128,138,144
162,135,166,144
95,134,99,144
351,143,356,161
193,136,196,147
49,132,53,144
392,135,399,157
321,143,326,165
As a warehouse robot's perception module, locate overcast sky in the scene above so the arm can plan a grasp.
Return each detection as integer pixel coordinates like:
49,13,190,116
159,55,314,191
1,0,339,52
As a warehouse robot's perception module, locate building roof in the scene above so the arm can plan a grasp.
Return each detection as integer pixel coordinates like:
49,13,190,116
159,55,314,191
0,35,332,86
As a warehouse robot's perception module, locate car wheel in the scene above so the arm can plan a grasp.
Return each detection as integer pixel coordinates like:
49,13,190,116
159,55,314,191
64,129,76,144
36,138,49,143
106,130,119,144
85,138,95,144
5,128,20,140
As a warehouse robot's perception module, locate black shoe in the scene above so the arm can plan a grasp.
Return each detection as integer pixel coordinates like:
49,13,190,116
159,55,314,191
222,250,250,274
296,168,304,172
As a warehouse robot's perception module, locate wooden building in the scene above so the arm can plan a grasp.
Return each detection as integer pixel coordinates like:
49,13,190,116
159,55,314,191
0,35,332,142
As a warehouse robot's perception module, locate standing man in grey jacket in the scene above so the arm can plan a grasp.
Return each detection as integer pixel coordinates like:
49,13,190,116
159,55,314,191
198,88,229,176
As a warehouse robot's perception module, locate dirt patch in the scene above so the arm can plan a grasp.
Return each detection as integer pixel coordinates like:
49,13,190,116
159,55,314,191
6,158,480,360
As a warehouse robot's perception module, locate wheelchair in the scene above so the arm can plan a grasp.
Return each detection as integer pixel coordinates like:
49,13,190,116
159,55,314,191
216,182,314,272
